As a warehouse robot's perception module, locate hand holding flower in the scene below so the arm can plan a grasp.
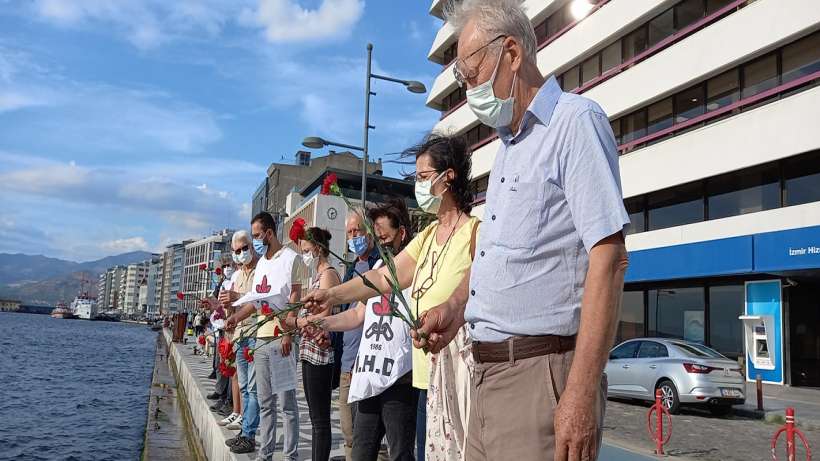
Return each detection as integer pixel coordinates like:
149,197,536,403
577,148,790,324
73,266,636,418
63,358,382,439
301,288,337,314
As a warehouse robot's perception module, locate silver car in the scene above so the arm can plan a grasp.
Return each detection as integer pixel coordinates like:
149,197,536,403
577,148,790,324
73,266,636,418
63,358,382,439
605,338,745,415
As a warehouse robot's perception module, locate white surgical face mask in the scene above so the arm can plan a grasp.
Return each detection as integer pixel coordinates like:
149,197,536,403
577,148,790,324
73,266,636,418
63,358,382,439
465,47,517,129
415,171,446,214
223,267,235,279
235,249,252,265
302,252,318,272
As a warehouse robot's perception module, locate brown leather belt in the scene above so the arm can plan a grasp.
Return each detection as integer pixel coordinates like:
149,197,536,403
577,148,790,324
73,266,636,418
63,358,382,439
472,335,576,364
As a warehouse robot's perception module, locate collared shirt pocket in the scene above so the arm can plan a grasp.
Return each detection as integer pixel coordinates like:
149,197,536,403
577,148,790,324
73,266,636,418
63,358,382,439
492,180,543,250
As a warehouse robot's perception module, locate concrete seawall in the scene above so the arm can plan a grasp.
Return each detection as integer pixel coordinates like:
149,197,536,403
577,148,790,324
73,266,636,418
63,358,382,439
163,329,346,460
142,331,203,460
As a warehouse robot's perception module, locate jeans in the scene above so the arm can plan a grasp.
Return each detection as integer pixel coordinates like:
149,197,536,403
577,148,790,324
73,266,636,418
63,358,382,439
302,361,334,461
255,340,299,461
235,337,260,438
416,389,427,461
353,375,417,461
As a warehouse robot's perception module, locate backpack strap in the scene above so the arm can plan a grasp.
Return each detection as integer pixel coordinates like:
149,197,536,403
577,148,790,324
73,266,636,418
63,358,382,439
469,218,480,261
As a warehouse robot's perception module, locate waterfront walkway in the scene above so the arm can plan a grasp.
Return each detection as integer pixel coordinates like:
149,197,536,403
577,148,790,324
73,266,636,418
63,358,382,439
164,329,344,460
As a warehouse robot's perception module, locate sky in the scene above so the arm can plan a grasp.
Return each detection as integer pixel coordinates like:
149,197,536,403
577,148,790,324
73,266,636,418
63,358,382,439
0,0,443,262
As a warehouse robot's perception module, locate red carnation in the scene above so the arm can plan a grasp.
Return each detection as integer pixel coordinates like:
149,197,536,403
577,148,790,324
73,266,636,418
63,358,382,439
215,267,222,276
199,263,208,271
289,217,306,243
243,346,254,363
218,337,233,359
218,362,236,378
321,173,338,195
176,292,184,300
273,325,282,337
197,335,206,346
260,302,273,317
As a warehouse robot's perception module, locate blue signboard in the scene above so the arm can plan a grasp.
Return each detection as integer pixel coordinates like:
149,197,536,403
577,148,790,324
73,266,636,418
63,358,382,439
754,225,820,272
745,280,783,384
625,236,753,283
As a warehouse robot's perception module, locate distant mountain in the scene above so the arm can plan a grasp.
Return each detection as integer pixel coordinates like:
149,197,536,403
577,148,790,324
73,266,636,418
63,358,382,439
0,251,155,304
0,251,154,286
0,271,98,306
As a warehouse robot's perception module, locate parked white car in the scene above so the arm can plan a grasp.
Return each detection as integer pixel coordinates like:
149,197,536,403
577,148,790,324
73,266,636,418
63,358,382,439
605,338,745,415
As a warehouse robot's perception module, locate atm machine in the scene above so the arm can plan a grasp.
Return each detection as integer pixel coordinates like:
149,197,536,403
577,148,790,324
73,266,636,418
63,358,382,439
739,315,775,370
740,280,784,384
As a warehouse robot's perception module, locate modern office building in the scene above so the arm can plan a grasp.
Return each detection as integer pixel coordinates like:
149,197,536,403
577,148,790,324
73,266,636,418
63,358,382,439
159,241,191,314
252,150,384,234
120,261,150,317
98,265,126,310
182,229,234,312
281,168,420,258
427,0,819,386
142,256,163,318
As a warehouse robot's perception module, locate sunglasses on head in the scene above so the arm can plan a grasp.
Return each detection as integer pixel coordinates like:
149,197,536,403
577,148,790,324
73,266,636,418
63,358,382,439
233,244,250,255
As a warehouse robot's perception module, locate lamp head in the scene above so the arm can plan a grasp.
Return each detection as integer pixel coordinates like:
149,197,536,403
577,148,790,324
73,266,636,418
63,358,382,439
302,136,326,149
405,81,427,94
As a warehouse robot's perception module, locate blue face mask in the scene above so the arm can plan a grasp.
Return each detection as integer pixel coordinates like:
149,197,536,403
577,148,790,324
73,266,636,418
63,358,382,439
348,235,369,256
253,237,268,256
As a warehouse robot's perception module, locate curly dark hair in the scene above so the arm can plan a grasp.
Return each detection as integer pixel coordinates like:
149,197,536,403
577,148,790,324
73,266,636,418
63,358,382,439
368,198,415,250
306,227,331,257
403,132,473,214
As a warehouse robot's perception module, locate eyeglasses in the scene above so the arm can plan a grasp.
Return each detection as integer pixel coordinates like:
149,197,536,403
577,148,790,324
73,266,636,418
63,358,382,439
415,169,440,181
233,244,249,255
453,34,507,88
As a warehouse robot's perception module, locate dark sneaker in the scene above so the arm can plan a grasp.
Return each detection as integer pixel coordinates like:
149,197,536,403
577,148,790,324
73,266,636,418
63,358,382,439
206,392,220,400
225,433,243,447
209,400,225,411
217,402,233,417
230,436,255,454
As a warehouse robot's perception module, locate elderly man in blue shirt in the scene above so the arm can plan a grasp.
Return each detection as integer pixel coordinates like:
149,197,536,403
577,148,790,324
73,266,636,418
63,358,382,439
413,1,630,460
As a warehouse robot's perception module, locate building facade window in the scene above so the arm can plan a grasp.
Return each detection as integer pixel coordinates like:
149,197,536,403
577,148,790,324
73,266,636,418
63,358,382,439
706,164,780,220
470,174,490,203
648,287,706,343
708,284,745,359
647,97,673,136
648,9,675,47
741,52,779,99
624,197,646,235
617,290,645,343
781,32,820,84
623,149,820,235
612,30,820,153
784,150,820,206
647,181,704,231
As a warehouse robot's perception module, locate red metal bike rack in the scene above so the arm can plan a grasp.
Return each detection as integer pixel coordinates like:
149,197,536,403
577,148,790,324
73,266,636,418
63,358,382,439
647,389,673,455
771,407,812,461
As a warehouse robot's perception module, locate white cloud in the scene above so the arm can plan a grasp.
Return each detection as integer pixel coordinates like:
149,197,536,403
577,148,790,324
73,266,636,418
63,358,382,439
31,0,250,49
241,0,364,43
0,91,49,113
100,236,149,253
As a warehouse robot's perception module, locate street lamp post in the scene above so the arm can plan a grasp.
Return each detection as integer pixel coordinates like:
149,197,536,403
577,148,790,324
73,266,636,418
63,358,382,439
303,43,426,209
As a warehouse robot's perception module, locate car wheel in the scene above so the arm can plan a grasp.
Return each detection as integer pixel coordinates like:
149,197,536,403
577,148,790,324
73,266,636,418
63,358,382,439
709,404,733,416
657,380,680,414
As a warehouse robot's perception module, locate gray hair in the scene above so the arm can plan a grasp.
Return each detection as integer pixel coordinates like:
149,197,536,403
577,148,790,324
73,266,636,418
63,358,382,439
232,229,251,247
445,0,537,62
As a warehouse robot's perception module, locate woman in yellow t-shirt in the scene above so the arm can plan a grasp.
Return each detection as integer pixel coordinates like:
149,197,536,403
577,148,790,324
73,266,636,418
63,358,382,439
303,133,478,461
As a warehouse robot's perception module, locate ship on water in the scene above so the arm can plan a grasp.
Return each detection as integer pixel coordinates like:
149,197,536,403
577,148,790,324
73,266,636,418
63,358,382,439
50,302,76,319
70,277,97,320
71,296,97,320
